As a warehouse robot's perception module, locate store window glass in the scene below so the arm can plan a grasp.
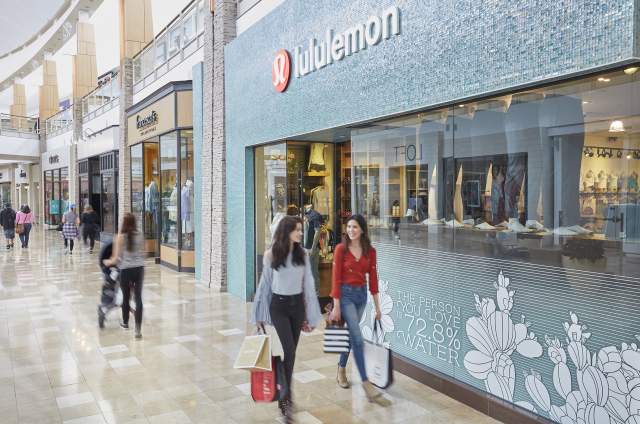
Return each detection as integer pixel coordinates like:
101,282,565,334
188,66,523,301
144,143,160,243
44,171,52,224
180,130,195,250
254,143,287,285
79,173,89,210
131,144,144,233
351,111,455,251
52,169,60,225
102,171,116,234
61,167,69,213
160,132,178,247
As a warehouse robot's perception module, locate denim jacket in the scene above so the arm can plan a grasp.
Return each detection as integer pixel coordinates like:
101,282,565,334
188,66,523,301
251,251,323,327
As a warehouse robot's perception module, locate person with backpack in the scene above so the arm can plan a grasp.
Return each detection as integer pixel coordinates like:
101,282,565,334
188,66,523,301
81,205,100,253
0,203,16,250
16,205,34,248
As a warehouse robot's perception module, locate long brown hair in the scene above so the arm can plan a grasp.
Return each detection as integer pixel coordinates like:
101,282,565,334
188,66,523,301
342,214,372,256
271,215,305,270
120,213,138,252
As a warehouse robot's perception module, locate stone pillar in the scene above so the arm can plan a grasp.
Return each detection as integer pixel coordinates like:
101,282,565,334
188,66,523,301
118,58,133,219
10,83,26,131
39,60,60,121
69,98,83,207
9,165,16,207
202,0,236,290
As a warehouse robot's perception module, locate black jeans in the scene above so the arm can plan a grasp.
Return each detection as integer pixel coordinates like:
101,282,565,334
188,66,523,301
269,293,305,401
64,238,74,252
19,223,32,247
83,228,96,249
121,266,144,327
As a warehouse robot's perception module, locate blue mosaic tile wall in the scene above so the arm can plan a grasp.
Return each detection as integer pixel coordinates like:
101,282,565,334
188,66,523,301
225,0,637,295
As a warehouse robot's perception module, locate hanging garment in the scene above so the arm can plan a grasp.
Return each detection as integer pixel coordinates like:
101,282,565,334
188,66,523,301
427,164,439,221
311,186,330,216
308,144,326,171
169,186,178,221
304,209,322,249
453,165,464,223
491,168,506,224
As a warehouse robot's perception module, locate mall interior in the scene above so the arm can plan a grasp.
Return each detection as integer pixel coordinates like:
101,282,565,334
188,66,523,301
0,0,639,423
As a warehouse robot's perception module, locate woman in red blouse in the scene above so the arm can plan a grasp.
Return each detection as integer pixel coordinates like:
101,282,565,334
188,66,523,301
329,214,384,403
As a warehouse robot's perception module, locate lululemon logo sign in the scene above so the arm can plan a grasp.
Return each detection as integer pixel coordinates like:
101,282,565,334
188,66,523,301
272,49,291,92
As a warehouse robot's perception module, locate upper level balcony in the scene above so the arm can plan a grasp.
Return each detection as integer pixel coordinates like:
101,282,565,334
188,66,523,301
45,106,73,140
132,0,205,99
81,72,120,125
0,113,41,160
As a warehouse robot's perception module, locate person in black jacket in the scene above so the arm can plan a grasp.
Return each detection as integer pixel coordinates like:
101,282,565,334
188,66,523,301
0,203,16,250
81,205,100,253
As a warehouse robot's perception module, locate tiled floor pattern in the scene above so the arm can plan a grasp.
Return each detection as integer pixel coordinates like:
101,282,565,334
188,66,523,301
0,228,502,424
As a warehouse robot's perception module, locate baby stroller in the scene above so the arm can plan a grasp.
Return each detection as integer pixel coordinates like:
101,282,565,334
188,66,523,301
98,241,120,328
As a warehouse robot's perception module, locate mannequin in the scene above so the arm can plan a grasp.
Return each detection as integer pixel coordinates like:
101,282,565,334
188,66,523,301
181,179,194,248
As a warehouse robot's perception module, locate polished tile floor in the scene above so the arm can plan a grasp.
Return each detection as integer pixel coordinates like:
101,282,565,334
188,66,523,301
0,228,501,424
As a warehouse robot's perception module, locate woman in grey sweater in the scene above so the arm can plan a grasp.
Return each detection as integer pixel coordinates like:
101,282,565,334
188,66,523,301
252,215,322,422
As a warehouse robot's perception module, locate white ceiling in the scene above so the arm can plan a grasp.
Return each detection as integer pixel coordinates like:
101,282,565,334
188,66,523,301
0,0,66,57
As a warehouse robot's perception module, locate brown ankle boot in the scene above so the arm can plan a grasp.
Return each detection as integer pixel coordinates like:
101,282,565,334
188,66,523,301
337,366,350,388
362,380,391,406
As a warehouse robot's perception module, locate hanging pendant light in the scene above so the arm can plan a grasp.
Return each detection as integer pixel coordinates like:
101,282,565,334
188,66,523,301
609,120,625,133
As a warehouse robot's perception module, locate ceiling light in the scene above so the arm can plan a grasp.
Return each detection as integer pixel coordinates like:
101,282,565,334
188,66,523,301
627,153,632,159
459,104,465,108
609,120,625,133
598,77,611,82
624,67,639,75
582,101,590,105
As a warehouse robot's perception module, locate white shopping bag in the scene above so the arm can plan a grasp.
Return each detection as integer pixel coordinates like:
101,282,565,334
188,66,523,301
363,321,393,389
264,325,284,361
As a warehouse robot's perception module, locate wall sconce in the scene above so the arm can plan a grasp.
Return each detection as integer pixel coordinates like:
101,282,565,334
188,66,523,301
609,120,626,133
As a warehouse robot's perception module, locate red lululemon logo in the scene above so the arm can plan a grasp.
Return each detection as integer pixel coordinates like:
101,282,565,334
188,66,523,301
272,49,291,92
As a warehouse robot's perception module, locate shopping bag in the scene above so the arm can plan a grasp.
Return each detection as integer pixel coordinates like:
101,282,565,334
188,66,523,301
364,320,393,389
15,223,23,234
234,334,272,372
323,324,350,353
251,356,288,403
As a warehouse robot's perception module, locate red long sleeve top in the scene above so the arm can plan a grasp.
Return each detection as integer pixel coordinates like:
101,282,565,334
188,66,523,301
330,243,379,299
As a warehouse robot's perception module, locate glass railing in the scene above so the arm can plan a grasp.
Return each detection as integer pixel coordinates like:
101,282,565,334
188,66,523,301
81,73,121,122
132,0,205,93
45,106,73,137
0,113,40,138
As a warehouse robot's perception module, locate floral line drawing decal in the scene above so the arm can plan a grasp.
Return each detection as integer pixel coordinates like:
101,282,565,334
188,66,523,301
524,311,640,424
464,271,543,410
360,279,394,346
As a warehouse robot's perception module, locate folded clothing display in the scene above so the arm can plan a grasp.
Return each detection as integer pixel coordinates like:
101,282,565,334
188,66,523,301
475,222,496,230
526,220,545,230
445,219,465,228
567,225,593,235
507,218,530,233
422,218,444,226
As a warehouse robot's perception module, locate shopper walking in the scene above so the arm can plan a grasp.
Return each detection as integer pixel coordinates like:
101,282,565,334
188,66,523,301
16,205,34,248
0,203,16,250
329,214,387,404
62,204,80,254
81,205,100,253
103,213,145,339
252,215,322,421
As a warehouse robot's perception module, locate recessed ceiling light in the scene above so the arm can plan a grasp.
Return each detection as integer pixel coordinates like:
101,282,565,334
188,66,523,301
582,101,590,105
609,120,625,133
598,77,611,82
459,104,465,108
624,67,639,75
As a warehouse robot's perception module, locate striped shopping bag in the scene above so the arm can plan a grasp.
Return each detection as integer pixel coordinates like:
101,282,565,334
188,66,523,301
323,324,350,353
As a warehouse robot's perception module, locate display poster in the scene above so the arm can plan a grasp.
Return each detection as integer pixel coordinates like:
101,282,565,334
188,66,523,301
369,242,640,423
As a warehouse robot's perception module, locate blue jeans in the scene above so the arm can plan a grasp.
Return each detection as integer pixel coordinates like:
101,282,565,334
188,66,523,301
338,284,368,381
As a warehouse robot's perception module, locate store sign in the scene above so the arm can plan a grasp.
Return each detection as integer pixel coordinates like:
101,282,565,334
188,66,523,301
127,93,177,145
274,5,400,89
136,110,158,135
272,50,291,92
394,143,424,162
49,155,60,165
19,169,26,178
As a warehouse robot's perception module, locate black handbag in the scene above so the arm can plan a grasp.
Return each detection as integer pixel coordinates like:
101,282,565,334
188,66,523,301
56,223,63,231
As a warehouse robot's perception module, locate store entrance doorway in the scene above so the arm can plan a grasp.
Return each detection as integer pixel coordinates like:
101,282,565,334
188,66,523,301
254,141,351,307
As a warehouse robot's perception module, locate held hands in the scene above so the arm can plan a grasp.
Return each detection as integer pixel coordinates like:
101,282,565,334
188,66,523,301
374,308,382,322
329,305,341,323
302,321,314,333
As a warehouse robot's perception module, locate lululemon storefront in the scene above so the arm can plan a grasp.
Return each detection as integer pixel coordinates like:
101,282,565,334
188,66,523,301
127,81,195,272
225,1,640,423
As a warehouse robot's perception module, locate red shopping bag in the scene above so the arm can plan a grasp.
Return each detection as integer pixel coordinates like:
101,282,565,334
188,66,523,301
250,356,288,403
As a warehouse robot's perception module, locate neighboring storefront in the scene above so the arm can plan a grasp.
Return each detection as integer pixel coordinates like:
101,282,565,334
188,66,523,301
127,81,195,272
42,148,70,226
77,126,120,240
224,1,640,422
0,167,11,205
